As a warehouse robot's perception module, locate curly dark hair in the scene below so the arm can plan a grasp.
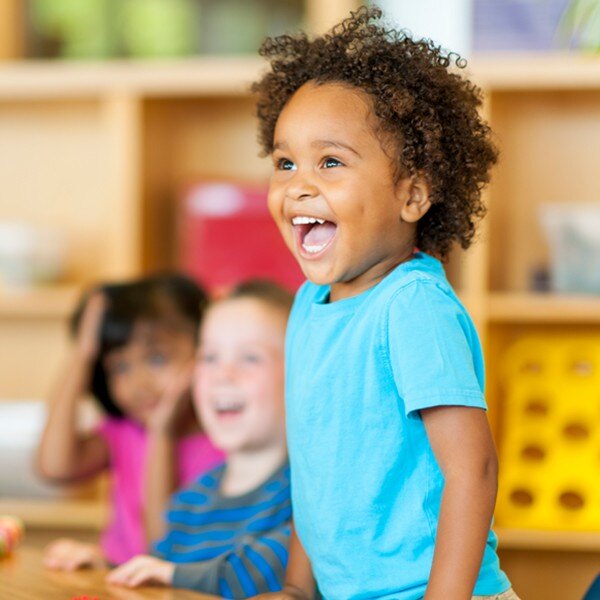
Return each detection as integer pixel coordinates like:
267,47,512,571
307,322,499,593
252,6,498,257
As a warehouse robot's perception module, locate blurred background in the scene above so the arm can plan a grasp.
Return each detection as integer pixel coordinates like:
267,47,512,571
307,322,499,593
0,1,599,598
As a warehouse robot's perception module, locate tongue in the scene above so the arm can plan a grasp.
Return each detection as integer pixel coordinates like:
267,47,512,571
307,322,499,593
303,222,336,247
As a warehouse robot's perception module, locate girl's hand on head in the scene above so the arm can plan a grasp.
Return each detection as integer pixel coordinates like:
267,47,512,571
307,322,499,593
146,360,196,435
43,538,105,571
106,555,175,588
75,291,107,361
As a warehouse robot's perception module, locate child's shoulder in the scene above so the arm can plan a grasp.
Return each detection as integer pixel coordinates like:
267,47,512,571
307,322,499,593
170,464,225,507
388,252,447,287
170,462,290,513
96,415,143,442
378,253,464,315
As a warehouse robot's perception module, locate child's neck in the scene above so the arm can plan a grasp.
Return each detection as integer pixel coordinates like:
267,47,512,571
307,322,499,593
330,245,416,302
219,444,287,498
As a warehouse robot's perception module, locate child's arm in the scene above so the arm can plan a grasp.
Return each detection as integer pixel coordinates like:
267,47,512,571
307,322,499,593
43,538,106,571
249,528,316,600
143,430,176,545
143,363,195,545
421,405,498,600
278,527,317,599
36,293,109,482
105,554,174,587
106,524,304,597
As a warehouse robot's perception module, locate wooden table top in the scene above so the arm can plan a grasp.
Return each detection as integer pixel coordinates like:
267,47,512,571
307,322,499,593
0,544,220,600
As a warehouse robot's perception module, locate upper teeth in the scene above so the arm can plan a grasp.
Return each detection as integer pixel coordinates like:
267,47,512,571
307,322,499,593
292,216,325,225
214,399,244,411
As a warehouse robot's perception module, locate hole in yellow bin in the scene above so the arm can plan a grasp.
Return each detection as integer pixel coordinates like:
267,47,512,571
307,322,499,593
524,399,549,417
558,491,585,510
521,444,546,461
570,360,594,377
510,488,534,507
520,361,543,375
563,423,589,440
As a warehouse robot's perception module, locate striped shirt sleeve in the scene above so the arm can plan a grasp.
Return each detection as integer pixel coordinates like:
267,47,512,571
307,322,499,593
172,524,291,598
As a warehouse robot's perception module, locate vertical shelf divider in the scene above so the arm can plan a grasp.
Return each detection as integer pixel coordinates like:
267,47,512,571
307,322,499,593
463,89,497,431
101,92,143,279
0,0,24,60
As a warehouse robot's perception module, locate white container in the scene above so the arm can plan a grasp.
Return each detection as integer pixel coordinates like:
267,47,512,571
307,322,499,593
375,0,473,56
540,204,600,294
0,222,66,287
0,400,100,499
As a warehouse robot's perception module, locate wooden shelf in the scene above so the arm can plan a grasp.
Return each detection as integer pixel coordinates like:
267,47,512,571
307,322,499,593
496,527,600,552
0,285,81,319
0,57,264,100
0,55,599,102
0,498,106,531
470,53,600,91
488,293,600,323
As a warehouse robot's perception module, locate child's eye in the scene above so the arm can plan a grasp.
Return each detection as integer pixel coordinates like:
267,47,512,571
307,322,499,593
148,352,168,366
322,157,343,169
108,360,130,375
242,354,262,364
200,352,217,364
276,158,296,171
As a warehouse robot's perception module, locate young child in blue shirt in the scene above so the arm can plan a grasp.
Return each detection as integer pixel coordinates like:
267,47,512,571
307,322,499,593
251,7,519,600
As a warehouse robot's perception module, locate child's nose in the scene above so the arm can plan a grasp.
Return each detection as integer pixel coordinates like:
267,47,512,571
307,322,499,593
215,361,237,383
285,172,319,202
135,366,158,391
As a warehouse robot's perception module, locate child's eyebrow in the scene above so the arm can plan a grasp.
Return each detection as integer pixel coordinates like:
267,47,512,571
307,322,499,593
273,139,361,158
313,139,361,157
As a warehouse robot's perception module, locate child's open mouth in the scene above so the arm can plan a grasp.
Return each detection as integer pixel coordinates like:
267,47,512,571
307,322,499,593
213,398,245,419
292,215,337,257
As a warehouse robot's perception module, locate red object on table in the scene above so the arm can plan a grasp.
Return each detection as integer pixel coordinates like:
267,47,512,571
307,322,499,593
178,181,304,295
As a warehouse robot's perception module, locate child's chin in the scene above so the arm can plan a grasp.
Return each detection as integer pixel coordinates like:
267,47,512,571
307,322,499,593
299,263,335,286
208,434,245,454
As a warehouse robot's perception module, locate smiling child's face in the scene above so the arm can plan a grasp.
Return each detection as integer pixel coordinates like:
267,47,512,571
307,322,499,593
268,81,423,301
194,298,286,455
103,322,196,426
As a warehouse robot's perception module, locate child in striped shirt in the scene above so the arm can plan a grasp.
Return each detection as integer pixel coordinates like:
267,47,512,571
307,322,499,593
107,280,293,598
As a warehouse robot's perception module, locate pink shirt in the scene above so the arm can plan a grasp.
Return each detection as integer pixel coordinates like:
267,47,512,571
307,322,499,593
97,418,224,565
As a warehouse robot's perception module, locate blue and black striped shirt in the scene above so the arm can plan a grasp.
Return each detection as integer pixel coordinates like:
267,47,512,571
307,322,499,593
154,462,291,599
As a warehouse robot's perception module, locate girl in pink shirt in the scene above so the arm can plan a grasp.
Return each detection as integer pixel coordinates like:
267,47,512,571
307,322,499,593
37,274,224,568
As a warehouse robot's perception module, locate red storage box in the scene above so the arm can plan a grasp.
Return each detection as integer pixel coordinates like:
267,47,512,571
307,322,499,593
178,181,304,294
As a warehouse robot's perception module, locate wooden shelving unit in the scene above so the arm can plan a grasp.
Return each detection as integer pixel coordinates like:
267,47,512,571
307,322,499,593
0,284,81,318
0,2,599,596
0,498,107,531
488,292,600,323
496,528,600,553
468,53,600,90
0,57,265,99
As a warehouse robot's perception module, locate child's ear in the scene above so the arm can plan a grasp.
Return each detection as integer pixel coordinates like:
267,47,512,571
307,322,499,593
397,175,431,223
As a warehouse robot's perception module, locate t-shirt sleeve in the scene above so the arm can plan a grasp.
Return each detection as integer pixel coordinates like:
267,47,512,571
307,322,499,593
387,279,487,416
172,524,291,598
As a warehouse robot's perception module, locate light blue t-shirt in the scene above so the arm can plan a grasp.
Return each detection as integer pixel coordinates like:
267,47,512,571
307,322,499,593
285,252,510,600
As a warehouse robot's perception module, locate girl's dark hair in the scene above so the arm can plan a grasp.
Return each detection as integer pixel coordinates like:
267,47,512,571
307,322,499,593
252,6,498,258
71,273,208,417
